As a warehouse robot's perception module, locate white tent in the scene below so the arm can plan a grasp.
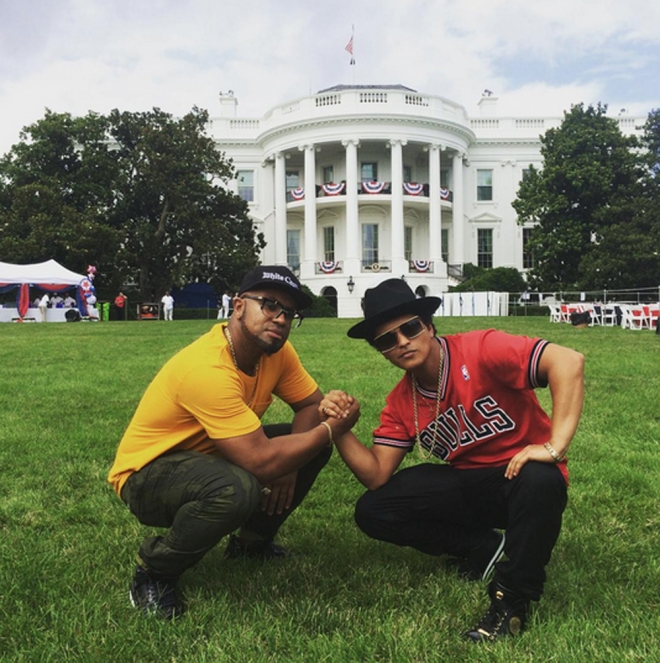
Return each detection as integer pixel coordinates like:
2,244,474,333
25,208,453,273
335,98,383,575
0,259,87,285
0,259,97,322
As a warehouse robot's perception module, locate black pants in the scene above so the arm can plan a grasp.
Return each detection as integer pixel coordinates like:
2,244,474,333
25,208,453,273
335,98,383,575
354,461,567,600
121,424,332,577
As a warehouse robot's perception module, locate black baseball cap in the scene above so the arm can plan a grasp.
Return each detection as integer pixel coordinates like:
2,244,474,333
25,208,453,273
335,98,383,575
238,265,313,310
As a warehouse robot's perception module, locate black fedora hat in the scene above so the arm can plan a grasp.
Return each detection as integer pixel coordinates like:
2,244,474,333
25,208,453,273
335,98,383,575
347,279,441,339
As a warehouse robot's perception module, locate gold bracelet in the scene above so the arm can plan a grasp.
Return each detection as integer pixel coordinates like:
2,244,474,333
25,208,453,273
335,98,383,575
544,442,564,462
320,421,334,445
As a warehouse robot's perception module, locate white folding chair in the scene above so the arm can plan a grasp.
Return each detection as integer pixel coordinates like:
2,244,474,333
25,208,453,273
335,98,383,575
601,305,617,326
625,305,647,330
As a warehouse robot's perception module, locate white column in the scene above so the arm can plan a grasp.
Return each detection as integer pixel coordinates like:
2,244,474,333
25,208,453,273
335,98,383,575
428,144,443,269
389,139,406,274
343,139,360,273
301,144,317,279
452,152,465,267
274,152,287,266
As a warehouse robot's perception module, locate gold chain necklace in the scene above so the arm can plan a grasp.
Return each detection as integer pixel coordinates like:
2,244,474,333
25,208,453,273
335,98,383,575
412,346,444,459
224,326,260,407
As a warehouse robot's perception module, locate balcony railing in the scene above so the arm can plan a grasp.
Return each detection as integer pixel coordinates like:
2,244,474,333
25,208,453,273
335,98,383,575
286,183,453,203
361,260,392,273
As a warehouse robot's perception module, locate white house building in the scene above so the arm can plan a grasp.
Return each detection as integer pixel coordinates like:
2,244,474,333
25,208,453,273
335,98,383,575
208,84,644,317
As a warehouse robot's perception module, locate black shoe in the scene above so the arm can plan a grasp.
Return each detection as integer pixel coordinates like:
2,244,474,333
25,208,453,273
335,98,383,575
129,566,183,620
224,534,292,560
464,580,529,642
448,530,506,581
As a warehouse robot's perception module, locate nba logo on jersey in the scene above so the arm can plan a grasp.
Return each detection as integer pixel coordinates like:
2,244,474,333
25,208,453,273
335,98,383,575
461,365,470,381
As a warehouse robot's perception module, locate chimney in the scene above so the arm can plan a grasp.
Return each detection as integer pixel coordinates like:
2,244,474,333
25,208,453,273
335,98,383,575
219,90,238,117
478,90,498,117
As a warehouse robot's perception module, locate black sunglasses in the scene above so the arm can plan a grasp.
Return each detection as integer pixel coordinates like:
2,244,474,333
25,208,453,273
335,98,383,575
241,295,301,324
371,316,426,353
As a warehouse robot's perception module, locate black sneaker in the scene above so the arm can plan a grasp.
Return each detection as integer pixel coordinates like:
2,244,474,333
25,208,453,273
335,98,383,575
129,566,183,620
224,534,292,560
448,530,506,581
464,580,529,642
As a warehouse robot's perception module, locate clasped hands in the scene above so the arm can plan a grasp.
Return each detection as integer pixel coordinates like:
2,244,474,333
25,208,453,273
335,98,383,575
319,390,360,428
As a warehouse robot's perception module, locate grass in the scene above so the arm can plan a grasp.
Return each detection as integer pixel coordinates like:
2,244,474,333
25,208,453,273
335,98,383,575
0,316,659,662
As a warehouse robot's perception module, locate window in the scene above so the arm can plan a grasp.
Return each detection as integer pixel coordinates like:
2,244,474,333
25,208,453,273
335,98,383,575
286,170,300,194
477,229,493,268
323,226,335,262
237,170,254,202
477,169,493,201
403,165,413,183
441,228,449,263
441,169,449,189
323,166,334,184
362,224,379,266
287,229,301,271
404,226,413,261
361,162,378,182
523,227,534,269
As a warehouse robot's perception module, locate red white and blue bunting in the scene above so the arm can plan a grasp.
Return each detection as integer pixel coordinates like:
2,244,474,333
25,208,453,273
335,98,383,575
290,187,305,200
361,180,386,194
321,182,345,196
403,182,424,196
440,188,450,200
319,261,338,274
412,260,431,272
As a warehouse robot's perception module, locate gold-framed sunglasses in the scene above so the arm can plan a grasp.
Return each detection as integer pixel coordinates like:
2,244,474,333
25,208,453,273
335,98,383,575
372,316,426,353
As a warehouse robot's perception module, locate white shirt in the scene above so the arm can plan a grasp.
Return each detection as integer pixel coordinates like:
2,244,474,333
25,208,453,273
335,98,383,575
161,295,174,310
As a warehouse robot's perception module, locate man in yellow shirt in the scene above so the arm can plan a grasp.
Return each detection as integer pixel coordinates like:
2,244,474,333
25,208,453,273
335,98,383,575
108,265,359,620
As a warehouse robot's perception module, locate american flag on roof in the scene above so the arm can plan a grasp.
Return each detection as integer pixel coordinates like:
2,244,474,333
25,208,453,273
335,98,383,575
345,29,355,65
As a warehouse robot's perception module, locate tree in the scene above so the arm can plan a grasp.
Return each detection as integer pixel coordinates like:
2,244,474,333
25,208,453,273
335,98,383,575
513,103,645,291
0,107,263,299
0,110,121,273
106,107,263,298
450,264,527,293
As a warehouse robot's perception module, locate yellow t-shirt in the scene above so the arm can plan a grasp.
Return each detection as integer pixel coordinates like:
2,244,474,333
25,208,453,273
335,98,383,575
107,324,318,495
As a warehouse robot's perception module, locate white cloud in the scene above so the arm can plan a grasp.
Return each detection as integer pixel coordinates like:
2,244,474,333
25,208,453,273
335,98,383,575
0,0,658,155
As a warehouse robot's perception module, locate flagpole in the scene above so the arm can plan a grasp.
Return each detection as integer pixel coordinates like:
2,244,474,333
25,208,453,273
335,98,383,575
345,25,355,83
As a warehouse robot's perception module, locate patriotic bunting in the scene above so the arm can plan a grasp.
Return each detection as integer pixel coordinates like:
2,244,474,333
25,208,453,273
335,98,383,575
361,180,386,194
440,188,450,200
412,260,431,272
403,182,424,196
321,182,346,196
290,187,305,201
319,261,338,274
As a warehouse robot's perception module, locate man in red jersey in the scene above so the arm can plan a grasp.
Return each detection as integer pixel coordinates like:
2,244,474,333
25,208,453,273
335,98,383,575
321,278,584,642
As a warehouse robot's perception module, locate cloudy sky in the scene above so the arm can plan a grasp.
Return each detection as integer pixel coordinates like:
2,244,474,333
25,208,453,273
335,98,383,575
1,0,659,155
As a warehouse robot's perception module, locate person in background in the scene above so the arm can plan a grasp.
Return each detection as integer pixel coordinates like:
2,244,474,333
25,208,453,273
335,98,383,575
38,293,50,322
114,291,127,320
220,291,232,319
63,294,77,308
161,291,174,321
108,265,359,620
321,278,584,643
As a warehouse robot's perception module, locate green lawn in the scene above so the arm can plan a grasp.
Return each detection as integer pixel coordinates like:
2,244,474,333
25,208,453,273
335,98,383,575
0,317,658,662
